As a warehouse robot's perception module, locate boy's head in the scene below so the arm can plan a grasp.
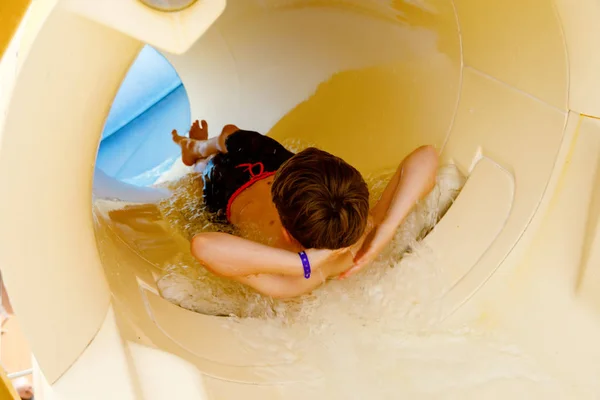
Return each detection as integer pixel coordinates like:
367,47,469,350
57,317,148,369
272,147,370,250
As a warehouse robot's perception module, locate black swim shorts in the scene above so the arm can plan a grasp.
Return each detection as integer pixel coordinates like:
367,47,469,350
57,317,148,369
202,130,294,221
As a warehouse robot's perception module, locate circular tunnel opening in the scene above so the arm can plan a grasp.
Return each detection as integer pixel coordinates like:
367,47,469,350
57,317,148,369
95,45,191,187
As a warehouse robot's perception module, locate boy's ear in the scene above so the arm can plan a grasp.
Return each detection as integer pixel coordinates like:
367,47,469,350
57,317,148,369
282,228,305,250
281,227,294,244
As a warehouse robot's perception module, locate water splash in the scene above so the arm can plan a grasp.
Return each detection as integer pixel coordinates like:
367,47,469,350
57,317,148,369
157,162,464,321
153,154,570,397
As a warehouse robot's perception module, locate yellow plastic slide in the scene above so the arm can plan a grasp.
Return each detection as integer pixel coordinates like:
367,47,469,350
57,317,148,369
2,0,600,399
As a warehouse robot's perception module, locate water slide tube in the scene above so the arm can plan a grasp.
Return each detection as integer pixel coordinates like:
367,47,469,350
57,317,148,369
2,0,600,398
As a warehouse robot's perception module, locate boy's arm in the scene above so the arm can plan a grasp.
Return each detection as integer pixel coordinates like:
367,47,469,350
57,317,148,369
233,273,326,299
191,232,332,278
371,145,438,227
341,145,438,278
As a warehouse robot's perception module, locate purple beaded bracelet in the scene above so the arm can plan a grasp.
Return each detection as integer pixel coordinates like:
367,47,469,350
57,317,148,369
298,251,311,279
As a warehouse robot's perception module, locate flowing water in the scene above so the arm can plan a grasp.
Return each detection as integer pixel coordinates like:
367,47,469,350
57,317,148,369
148,146,572,398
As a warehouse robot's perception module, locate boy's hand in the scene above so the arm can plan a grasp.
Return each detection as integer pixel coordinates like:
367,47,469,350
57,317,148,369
339,222,396,279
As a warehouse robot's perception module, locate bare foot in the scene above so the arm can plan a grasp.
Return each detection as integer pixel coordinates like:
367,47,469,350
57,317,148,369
189,120,208,140
171,130,203,166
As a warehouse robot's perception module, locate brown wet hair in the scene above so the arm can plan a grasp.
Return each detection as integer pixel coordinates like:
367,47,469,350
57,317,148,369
271,147,370,249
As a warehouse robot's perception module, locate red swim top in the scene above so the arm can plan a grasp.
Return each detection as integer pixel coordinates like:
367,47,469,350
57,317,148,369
200,130,294,222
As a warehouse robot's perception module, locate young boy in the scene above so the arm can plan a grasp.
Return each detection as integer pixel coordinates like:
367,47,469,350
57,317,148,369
172,120,438,299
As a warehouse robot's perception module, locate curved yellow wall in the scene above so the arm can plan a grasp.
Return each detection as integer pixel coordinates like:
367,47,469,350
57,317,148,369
0,0,30,56
1,2,32,398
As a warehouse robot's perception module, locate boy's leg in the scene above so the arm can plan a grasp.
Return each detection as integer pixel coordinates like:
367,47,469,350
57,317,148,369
172,121,239,166
171,129,209,166
192,154,214,173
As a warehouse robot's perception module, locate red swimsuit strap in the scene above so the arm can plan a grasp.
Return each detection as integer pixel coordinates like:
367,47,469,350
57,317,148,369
225,162,276,222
